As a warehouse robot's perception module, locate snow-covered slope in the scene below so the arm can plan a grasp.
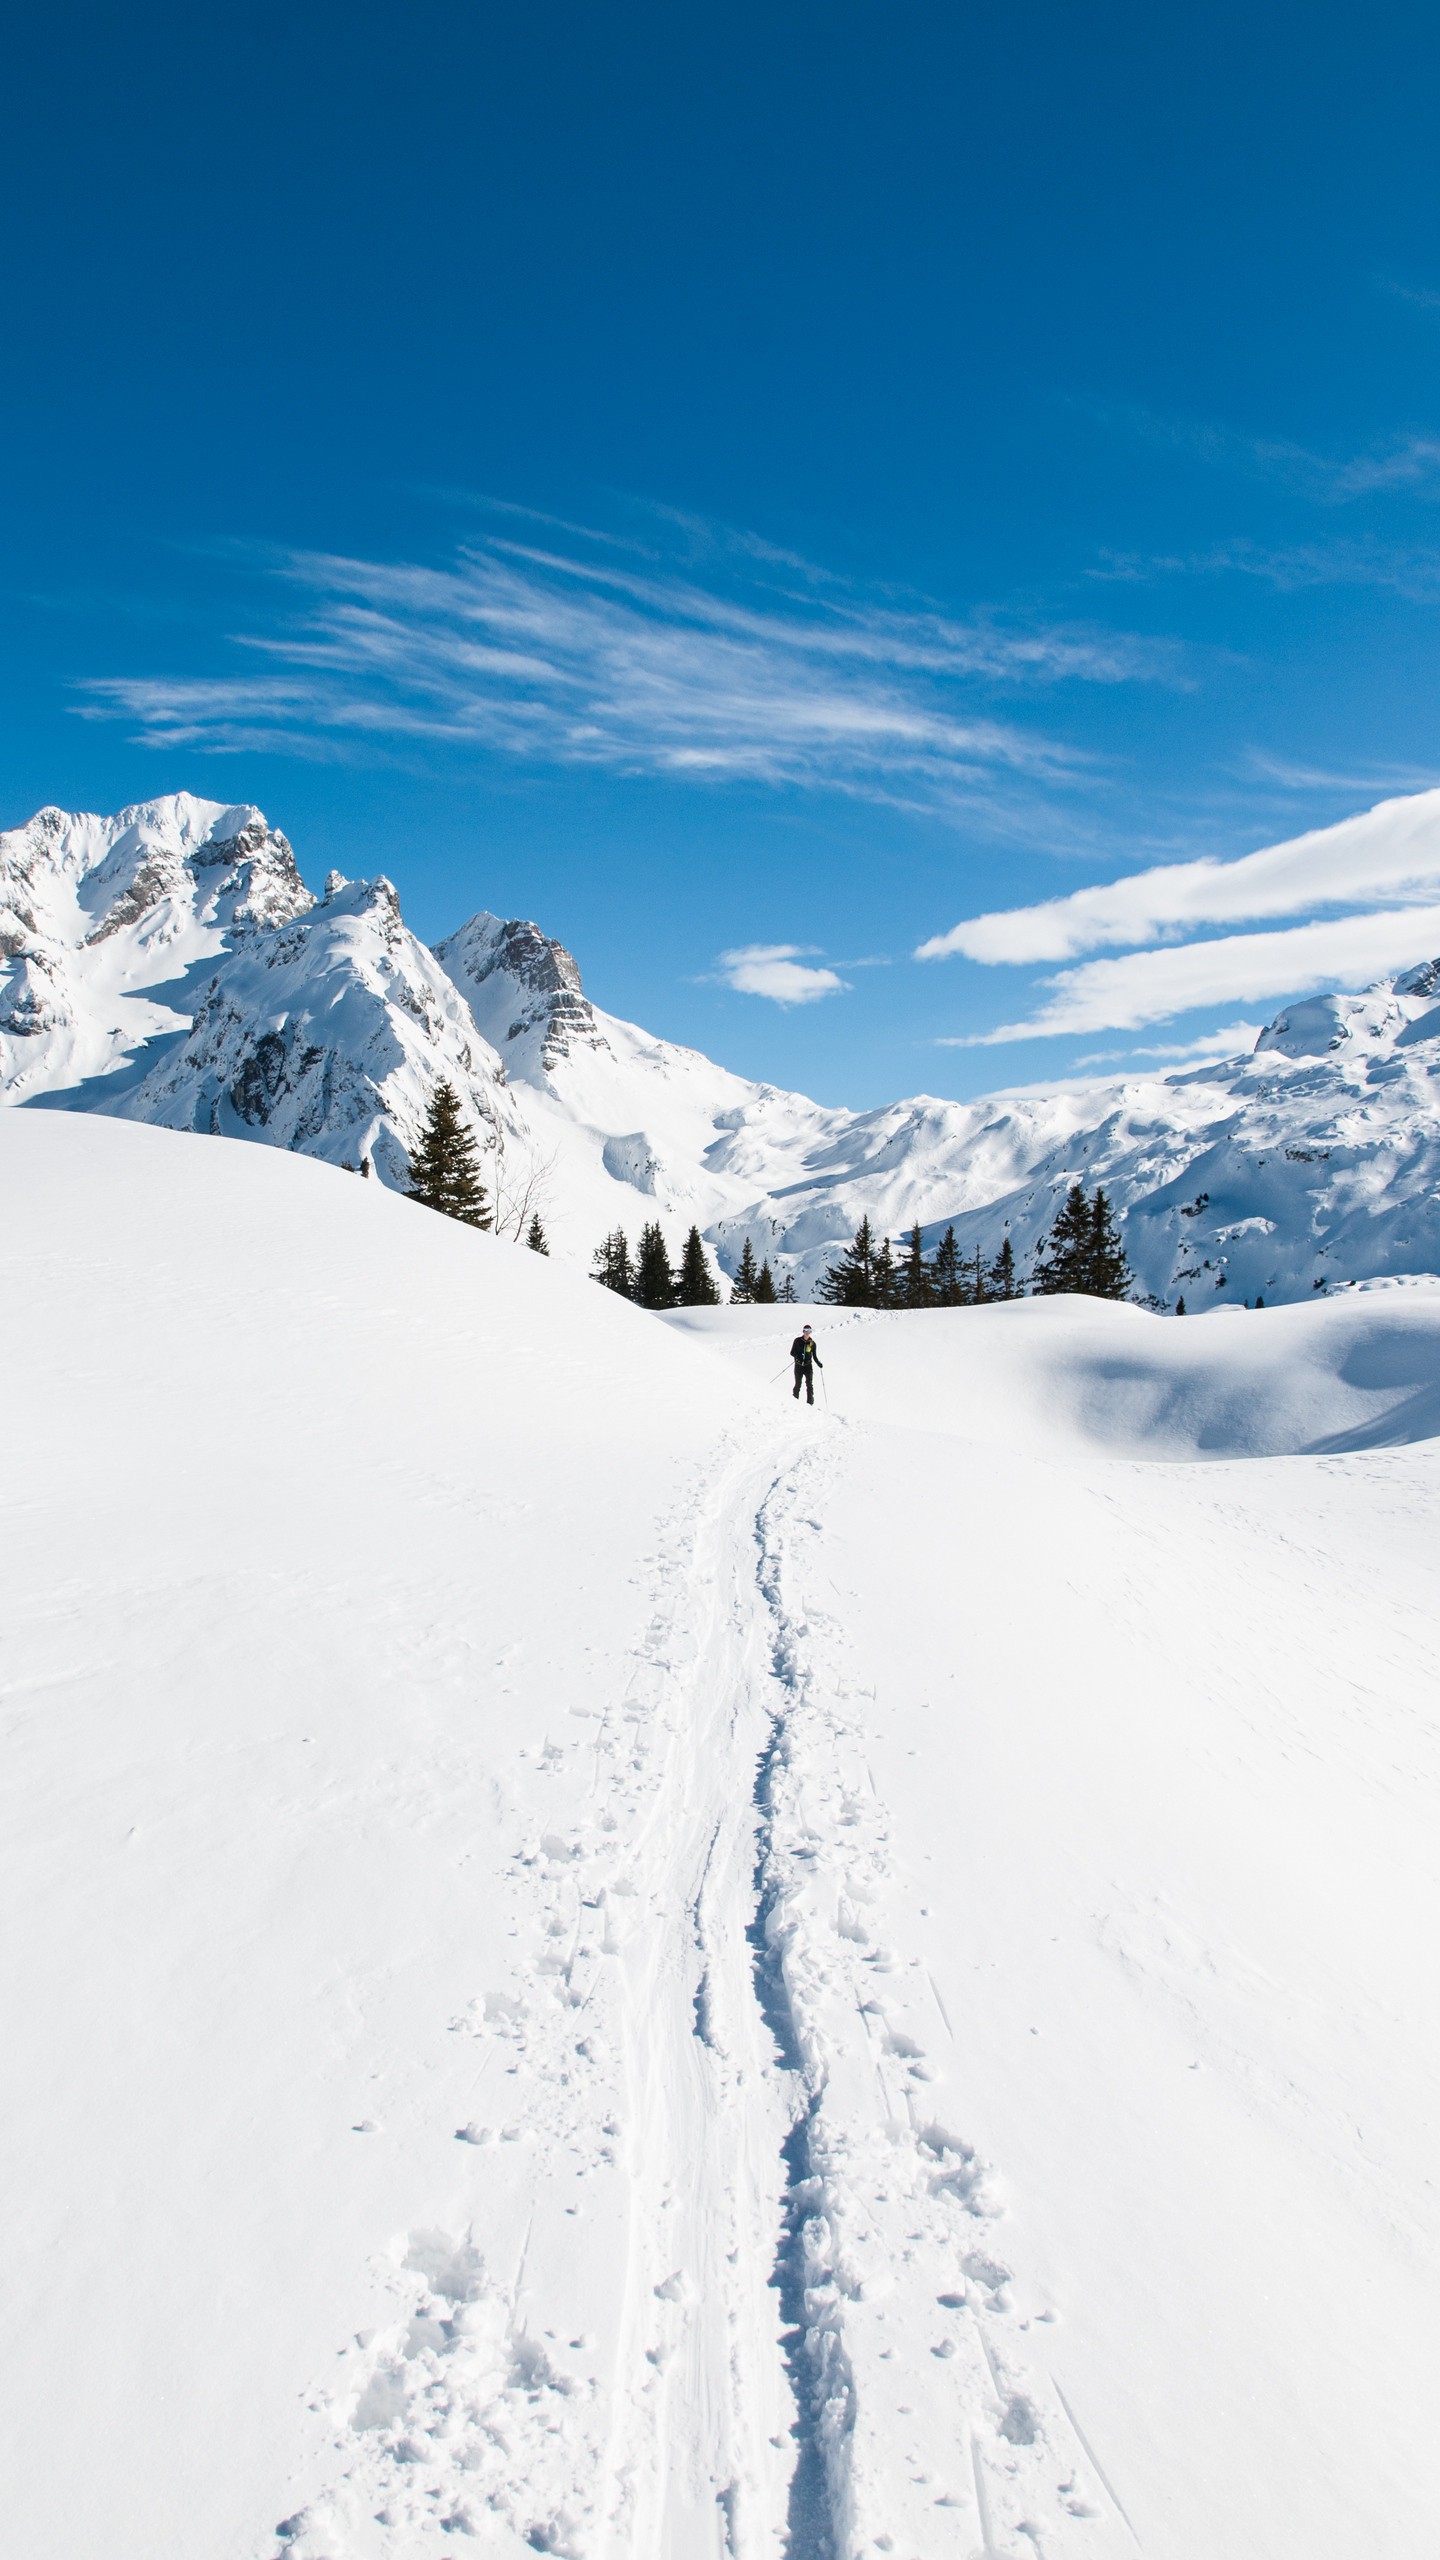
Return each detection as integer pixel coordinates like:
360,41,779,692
5,1105,1438,2560
11,792,1440,1299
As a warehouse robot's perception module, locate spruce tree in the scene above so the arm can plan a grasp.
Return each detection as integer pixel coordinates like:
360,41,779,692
525,1212,549,1255
676,1225,720,1306
592,1228,634,1295
1175,1295,1187,1316
634,1221,677,1310
898,1223,932,1308
817,1214,880,1306
778,1271,797,1303
930,1225,963,1307
1087,1189,1131,1300
406,1082,492,1228
987,1234,1020,1299
753,1258,778,1304
872,1235,899,1308
731,1235,761,1305
1034,1181,1131,1299
1032,1182,1093,1295
968,1249,990,1304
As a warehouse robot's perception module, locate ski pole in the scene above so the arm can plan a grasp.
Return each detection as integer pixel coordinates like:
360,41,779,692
821,1371,830,1410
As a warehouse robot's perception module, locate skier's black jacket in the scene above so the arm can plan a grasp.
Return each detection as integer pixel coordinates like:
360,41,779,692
790,1334,822,1369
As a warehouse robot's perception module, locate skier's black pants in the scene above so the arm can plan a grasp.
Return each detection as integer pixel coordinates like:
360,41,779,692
792,1358,814,1405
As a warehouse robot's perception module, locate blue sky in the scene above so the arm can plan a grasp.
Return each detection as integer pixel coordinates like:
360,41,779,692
5,0,1440,1103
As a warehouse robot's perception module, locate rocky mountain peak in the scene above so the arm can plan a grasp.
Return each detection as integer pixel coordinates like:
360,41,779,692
434,911,606,1075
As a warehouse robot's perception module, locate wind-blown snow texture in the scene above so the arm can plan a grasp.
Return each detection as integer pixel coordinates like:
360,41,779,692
3,1107,1437,2559
9,791,1440,1300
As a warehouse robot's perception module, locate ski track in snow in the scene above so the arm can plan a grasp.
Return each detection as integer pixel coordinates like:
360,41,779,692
270,1416,1135,2560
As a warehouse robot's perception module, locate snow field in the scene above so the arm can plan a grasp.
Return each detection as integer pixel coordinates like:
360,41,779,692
0,1111,763,2558
679,1303,1440,2555
4,1110,1439,2559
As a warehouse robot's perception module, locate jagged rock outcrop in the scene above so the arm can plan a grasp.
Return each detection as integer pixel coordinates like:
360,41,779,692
434,913,607,1076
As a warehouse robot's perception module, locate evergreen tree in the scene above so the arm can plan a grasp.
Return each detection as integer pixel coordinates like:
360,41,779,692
817,1214,881,1306
1087,1189,1131,1300
1255,1293,1264,1309
872,1234,900,1308
1032,1183,1094,1295
986,1234,1020,1300
731,1235,761,1305
676,1225,720,1306
634,1221,677,1310
1034,1181,1132,1299
753,1258,778,1304
525,1212,549,1255
592,1227,635,1295
897,1223,932,1308
968,1249,990,1304
406,1082,492,1228
1175,1295,1187,1316
930,1224,963,1307
778,1271,798,1303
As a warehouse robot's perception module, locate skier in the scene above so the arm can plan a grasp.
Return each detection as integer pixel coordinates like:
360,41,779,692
790,1323,823,1405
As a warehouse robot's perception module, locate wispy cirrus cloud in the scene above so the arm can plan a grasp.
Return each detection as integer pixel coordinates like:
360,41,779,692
1375,274,1440,318
1086,400,1440,507
1241,749,1440,796
1090,534,1440,600
74,519,1178,826
716,943,849,1004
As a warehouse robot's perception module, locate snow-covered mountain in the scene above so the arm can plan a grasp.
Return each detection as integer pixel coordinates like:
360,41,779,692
0,795,310,1093
8,790,1440,1302
0,799,522,1187
914,968,1440,1308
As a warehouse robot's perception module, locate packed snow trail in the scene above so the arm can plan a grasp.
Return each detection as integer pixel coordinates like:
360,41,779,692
4,1112,1439,2560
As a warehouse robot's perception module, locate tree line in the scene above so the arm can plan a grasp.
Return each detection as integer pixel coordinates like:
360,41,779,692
811,1185,1130,1305
402,1083,1133,1305
592,1224,795,1308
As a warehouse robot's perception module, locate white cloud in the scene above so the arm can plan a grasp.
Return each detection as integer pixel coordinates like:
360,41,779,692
1069,1023,1264,1066
917,788,1440,964
75,521,1175,825
954,906,1440,1044
717,944,848,1005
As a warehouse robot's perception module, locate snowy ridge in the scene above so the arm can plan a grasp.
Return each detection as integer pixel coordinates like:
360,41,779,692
106,872,523,1187
9,790,1440,1298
